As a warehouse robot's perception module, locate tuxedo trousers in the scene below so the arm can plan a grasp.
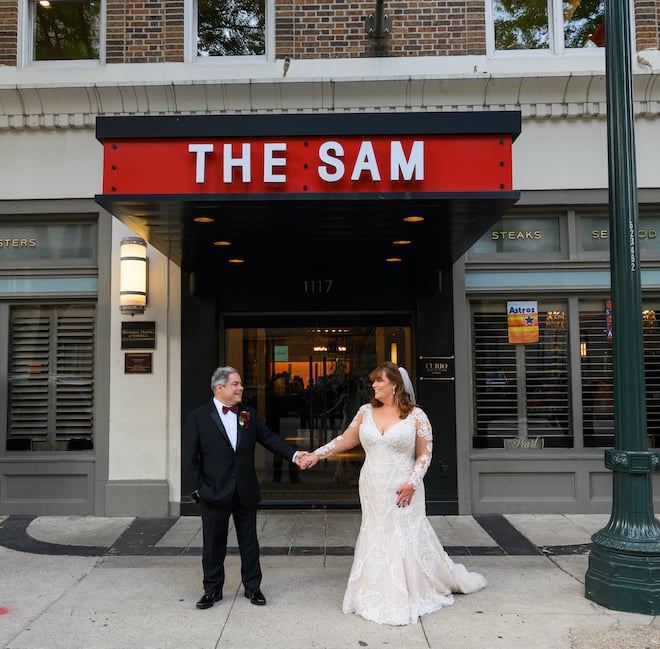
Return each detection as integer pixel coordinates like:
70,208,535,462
200,493,262,594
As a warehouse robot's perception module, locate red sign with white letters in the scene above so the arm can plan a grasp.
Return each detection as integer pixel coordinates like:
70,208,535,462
102,134,513,196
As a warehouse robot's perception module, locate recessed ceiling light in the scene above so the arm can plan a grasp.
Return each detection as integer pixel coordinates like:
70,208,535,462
386,257,403,263
228,258,245,264
403,215,424,223
393,240,412,245
213,240,231,246
194,216,215,223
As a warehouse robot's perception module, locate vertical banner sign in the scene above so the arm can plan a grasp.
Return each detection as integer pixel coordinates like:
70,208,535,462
507,301,539,343
605,299,613,341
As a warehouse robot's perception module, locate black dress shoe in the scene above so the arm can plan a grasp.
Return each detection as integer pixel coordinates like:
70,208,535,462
196,591,222,609
244,588,267,605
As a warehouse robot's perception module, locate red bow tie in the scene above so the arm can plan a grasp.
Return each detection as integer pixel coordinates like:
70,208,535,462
222,405,238,414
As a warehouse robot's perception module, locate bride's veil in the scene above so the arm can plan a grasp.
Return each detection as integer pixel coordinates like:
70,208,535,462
399,367,416,404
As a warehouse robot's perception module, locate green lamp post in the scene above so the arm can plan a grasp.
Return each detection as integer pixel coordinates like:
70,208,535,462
584,0,660,614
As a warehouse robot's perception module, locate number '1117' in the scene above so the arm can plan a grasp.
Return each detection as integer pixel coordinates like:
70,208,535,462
303,280,333,294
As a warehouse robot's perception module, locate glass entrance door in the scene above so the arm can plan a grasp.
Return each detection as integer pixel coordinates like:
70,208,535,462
225,323,411,504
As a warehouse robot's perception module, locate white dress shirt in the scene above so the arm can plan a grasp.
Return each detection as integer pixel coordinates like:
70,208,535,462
214,398,238,450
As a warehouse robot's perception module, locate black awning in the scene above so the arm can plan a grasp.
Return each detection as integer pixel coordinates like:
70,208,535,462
97,192,519,269
96,111,522,142
95,111,521,269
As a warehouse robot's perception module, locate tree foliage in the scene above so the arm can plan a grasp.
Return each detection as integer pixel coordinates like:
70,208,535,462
197,0,265,56
35,0,100,60
563,0,604,48
494,0,604,51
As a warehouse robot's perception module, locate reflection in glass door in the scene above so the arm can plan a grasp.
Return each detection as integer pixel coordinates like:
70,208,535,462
225,324,411,503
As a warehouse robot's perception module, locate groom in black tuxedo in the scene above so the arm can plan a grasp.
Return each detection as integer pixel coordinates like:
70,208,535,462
183,366,306,609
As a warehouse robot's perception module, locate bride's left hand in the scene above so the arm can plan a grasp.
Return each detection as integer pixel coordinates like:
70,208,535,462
395,483,415,507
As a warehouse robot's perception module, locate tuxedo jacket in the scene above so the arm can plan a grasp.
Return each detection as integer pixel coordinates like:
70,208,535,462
183,401,297,507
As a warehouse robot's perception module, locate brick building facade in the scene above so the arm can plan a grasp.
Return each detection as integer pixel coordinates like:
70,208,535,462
4,1,659,67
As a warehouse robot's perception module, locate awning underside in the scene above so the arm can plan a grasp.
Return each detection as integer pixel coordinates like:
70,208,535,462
97,193,519,270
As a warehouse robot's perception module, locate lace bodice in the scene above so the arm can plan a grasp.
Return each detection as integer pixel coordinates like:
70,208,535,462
313,403,433,489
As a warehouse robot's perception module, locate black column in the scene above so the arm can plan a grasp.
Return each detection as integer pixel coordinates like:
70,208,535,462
416,265,457,514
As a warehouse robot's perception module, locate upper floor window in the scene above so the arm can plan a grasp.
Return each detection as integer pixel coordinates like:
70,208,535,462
492,0,605,53
29,0,100,61
196,0,266,57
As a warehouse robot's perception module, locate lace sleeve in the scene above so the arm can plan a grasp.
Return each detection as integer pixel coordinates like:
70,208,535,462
313,405,365,459
408,408,433,490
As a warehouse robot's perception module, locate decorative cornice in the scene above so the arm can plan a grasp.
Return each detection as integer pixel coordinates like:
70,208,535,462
0,71,659,131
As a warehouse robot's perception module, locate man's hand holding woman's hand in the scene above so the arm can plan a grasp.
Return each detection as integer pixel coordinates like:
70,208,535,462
294,451,319,470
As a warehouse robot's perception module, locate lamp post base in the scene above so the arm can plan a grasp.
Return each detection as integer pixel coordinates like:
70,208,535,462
586,544,660,615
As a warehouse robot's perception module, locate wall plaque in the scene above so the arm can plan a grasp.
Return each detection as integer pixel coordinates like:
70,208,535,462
418,355,455,381
121,321,156,349
125,352,153,374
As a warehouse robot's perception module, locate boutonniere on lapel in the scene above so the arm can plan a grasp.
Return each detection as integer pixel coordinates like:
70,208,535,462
239,411,250,428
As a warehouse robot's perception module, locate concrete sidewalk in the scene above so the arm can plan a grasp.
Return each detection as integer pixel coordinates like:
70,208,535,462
0,513,658,649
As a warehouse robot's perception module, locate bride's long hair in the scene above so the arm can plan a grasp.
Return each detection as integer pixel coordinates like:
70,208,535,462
369,362,415,418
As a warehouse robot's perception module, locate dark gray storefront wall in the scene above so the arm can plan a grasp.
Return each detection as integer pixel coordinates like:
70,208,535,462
0,458,95,514
0,201,112,516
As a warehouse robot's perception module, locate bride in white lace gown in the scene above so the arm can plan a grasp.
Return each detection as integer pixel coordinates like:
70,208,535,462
304,362,487,626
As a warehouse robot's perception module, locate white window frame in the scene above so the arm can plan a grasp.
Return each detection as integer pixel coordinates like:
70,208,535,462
184,0,274,64
18,0,106,68
486,0,619,57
